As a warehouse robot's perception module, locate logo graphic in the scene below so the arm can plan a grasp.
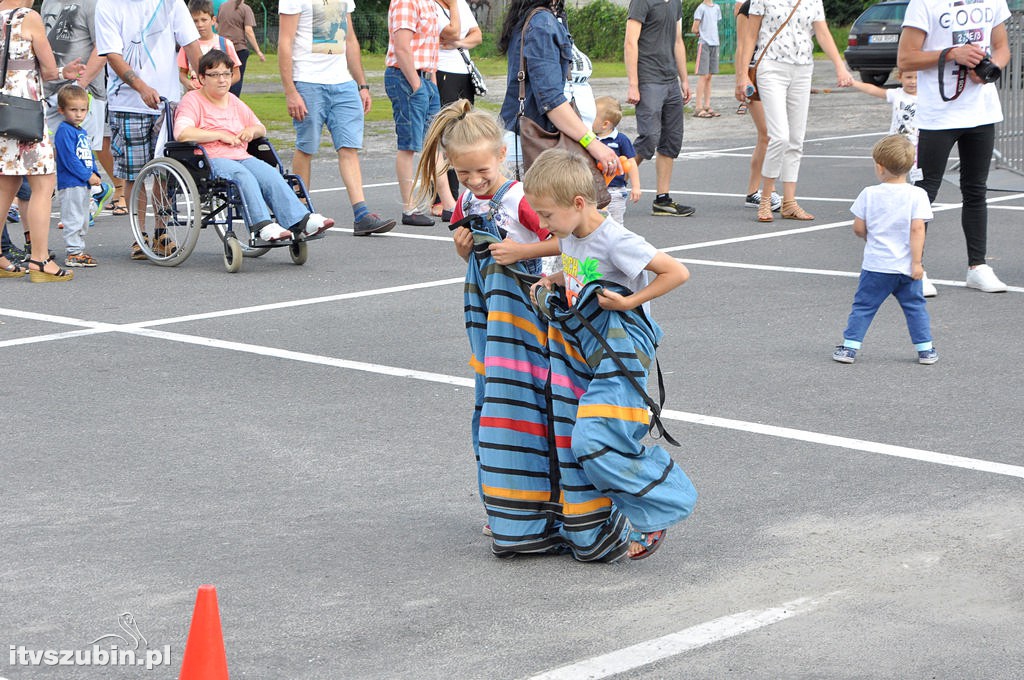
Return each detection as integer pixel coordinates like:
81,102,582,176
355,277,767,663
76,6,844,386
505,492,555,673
8,612,170,671
90,612,147,649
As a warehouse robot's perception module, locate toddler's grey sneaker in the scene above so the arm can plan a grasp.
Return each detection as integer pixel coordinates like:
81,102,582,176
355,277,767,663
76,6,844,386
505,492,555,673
917,348,938,365
832,346,857,364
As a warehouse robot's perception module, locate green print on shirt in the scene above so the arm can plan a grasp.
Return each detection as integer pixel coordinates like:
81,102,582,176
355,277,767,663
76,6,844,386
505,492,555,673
579,257,602,284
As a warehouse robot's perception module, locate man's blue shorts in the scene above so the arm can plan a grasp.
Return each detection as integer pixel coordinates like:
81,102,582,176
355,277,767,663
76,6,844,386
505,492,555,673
292,80,364,154
384,66,440,152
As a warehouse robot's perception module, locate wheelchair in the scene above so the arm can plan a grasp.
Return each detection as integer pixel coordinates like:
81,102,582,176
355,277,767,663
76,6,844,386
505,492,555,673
128,127,323,273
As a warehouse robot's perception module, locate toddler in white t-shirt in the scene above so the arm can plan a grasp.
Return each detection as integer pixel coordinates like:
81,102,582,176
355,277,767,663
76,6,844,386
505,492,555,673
833,135,937,366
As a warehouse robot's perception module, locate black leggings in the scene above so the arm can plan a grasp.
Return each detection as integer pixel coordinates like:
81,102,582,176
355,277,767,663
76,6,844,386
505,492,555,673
437,71,475,199
915,124,994,267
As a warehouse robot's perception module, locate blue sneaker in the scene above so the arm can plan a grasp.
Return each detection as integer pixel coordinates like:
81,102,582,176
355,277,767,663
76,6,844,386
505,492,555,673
917,348,938,365
832,346,857,364
91,182,115,221
7,205,19,223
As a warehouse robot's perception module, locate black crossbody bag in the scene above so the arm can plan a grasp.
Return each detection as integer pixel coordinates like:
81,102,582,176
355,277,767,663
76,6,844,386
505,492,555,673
0,8,46,143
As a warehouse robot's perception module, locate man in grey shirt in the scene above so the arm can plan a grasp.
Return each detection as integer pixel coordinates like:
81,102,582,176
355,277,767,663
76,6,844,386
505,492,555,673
41,0,117,202
625,0,694,217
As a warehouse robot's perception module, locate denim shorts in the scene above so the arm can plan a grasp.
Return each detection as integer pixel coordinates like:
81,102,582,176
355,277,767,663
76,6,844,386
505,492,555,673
384,66,440,152
293,80,364,154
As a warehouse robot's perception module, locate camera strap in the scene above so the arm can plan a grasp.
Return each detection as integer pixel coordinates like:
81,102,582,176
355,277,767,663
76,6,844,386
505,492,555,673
938,47,968,102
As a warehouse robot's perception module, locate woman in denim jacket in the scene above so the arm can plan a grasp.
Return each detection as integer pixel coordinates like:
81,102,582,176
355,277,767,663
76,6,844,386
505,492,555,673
498,0,618,174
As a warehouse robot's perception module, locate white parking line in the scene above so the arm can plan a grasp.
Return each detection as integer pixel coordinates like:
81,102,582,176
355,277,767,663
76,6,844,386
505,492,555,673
526,593,840,680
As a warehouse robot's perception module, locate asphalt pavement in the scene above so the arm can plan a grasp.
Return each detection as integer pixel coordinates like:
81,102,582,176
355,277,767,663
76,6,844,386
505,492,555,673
2,61,1023,679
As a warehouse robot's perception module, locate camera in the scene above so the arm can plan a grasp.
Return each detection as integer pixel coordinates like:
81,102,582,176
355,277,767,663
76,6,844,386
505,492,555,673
973,57,1002,83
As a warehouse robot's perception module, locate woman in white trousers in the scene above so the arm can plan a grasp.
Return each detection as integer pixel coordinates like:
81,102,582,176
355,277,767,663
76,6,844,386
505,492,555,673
735,0,852,222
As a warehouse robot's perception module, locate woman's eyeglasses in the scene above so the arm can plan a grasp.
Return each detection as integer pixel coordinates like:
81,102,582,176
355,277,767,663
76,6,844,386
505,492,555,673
203,71,233,79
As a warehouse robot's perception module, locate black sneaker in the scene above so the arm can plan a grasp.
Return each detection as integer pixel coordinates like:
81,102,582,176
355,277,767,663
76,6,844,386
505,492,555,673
2,244,26,264
651,199,695,217
353,213,397,237
401,211,435,227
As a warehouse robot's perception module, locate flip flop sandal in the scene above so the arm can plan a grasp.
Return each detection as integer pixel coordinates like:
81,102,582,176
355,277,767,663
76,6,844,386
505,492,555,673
694,109,714,118
111,198,128,216
707,109,721,117
736,103,748,115
629,528,666,560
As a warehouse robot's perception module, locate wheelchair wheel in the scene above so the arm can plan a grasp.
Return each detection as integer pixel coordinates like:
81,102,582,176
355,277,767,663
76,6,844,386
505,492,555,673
223,235,243,273
129,158,202,266
211,205,270,259
289,239,308,265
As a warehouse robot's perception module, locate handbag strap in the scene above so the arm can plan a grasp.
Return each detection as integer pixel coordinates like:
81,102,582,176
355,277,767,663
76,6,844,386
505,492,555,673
0,8,25,87
752,0,803,73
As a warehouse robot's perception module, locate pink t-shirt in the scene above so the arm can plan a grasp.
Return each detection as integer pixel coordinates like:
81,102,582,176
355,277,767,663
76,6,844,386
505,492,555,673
173,90,261,161
177,35,242,73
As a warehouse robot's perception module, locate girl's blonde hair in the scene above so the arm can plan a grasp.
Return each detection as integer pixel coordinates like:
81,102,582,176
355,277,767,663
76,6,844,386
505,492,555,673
414,99,506,206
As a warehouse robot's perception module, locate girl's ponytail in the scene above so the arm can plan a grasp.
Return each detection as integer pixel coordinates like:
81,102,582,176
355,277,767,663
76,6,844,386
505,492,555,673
414,99,474,208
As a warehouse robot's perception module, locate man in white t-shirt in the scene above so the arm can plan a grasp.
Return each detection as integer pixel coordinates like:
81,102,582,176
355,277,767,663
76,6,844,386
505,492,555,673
278,0,395,236
897,0,1011,293
95,0,203,259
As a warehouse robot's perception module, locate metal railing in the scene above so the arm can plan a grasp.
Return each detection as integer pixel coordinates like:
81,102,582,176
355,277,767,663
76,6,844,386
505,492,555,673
995,10,1024,175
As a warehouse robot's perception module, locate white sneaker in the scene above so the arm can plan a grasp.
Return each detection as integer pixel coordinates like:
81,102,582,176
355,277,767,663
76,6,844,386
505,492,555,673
921,272,937,297
744,190,782,212
258,222,292,242
965,264,1007,293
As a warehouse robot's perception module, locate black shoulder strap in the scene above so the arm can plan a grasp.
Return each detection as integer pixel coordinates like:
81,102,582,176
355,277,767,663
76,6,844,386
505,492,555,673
563,290,679,446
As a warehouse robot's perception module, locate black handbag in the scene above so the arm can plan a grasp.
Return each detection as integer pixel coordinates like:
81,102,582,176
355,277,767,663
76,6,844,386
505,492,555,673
0,8,46,144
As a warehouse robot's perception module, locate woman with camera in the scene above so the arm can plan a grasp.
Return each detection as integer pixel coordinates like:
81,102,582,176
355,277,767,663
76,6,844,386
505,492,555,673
898,0,1012,293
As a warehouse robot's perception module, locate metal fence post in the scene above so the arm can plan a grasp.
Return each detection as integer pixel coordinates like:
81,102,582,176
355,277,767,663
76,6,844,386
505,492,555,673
995,9,1024,175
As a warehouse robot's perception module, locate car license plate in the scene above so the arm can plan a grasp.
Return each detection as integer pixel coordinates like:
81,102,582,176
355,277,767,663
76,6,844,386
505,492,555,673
869,34,899,43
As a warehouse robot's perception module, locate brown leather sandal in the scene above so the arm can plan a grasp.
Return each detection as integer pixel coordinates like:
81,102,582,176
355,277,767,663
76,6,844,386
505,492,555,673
781,200,814,221
757,192,774,222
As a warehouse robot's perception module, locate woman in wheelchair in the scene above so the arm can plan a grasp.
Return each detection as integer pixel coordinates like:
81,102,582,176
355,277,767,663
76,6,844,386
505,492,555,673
173,50,334,243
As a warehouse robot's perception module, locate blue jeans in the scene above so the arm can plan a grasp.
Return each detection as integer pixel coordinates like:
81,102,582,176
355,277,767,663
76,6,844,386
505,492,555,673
292,80,364,154
384,67,440,152
843,269,932,347
209,157,309,230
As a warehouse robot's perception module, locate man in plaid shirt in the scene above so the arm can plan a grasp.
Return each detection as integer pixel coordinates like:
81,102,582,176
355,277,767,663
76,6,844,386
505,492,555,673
385,0,442,226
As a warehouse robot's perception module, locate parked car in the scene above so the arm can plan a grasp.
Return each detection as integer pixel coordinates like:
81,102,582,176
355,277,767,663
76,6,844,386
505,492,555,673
844,0,909,86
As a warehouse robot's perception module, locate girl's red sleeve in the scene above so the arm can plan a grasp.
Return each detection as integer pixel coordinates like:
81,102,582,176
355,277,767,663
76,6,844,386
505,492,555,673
518,199,550,241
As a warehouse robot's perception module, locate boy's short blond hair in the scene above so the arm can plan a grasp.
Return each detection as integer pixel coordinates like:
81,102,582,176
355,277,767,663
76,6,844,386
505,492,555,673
872,135,915,176
523,149,596,207
594,95,623,128
56,83,88,110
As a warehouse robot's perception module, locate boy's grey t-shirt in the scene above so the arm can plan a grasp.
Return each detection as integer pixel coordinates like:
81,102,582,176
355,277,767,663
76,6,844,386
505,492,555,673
627,0,683,84
693,2,722,46
560,215,657,314
41,0,105,99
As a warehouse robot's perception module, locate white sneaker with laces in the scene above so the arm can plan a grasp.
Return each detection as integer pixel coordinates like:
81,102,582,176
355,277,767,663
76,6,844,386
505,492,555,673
965,264,1007,293
921,272,937,297
258,222,292,242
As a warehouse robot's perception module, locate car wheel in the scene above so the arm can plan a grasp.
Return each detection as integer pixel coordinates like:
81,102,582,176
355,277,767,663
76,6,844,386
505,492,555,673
860,71,891,87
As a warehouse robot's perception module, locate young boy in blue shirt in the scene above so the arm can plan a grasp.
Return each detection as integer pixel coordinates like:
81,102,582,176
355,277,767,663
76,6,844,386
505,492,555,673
592,96,641,226
54,85,113,267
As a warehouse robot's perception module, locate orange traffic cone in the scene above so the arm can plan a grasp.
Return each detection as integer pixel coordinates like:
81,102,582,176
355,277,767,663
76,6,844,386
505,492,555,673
179,585,229,680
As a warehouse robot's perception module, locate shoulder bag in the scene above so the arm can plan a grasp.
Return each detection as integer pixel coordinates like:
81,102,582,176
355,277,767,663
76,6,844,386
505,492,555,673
457,48,488,97
0,8,45,143
514,8,610,209
748,0,803,101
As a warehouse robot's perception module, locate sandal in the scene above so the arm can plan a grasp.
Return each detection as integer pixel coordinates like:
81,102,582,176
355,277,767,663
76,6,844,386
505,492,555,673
130,233,151,260
781,200,814,221
736,102,748,115
1,257,27,278
694,108,714,118
757,192,774,222
628,528,666,561
26,255,74,283
111,197,128,216
707,109,721,117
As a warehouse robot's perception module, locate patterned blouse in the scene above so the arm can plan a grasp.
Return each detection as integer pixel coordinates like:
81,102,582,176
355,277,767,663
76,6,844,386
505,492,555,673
749,0,825,66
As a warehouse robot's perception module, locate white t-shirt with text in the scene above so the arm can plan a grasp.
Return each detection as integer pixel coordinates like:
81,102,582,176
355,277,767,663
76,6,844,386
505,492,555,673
279,0,354,85
851,182,933,276
902,0,1009,129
